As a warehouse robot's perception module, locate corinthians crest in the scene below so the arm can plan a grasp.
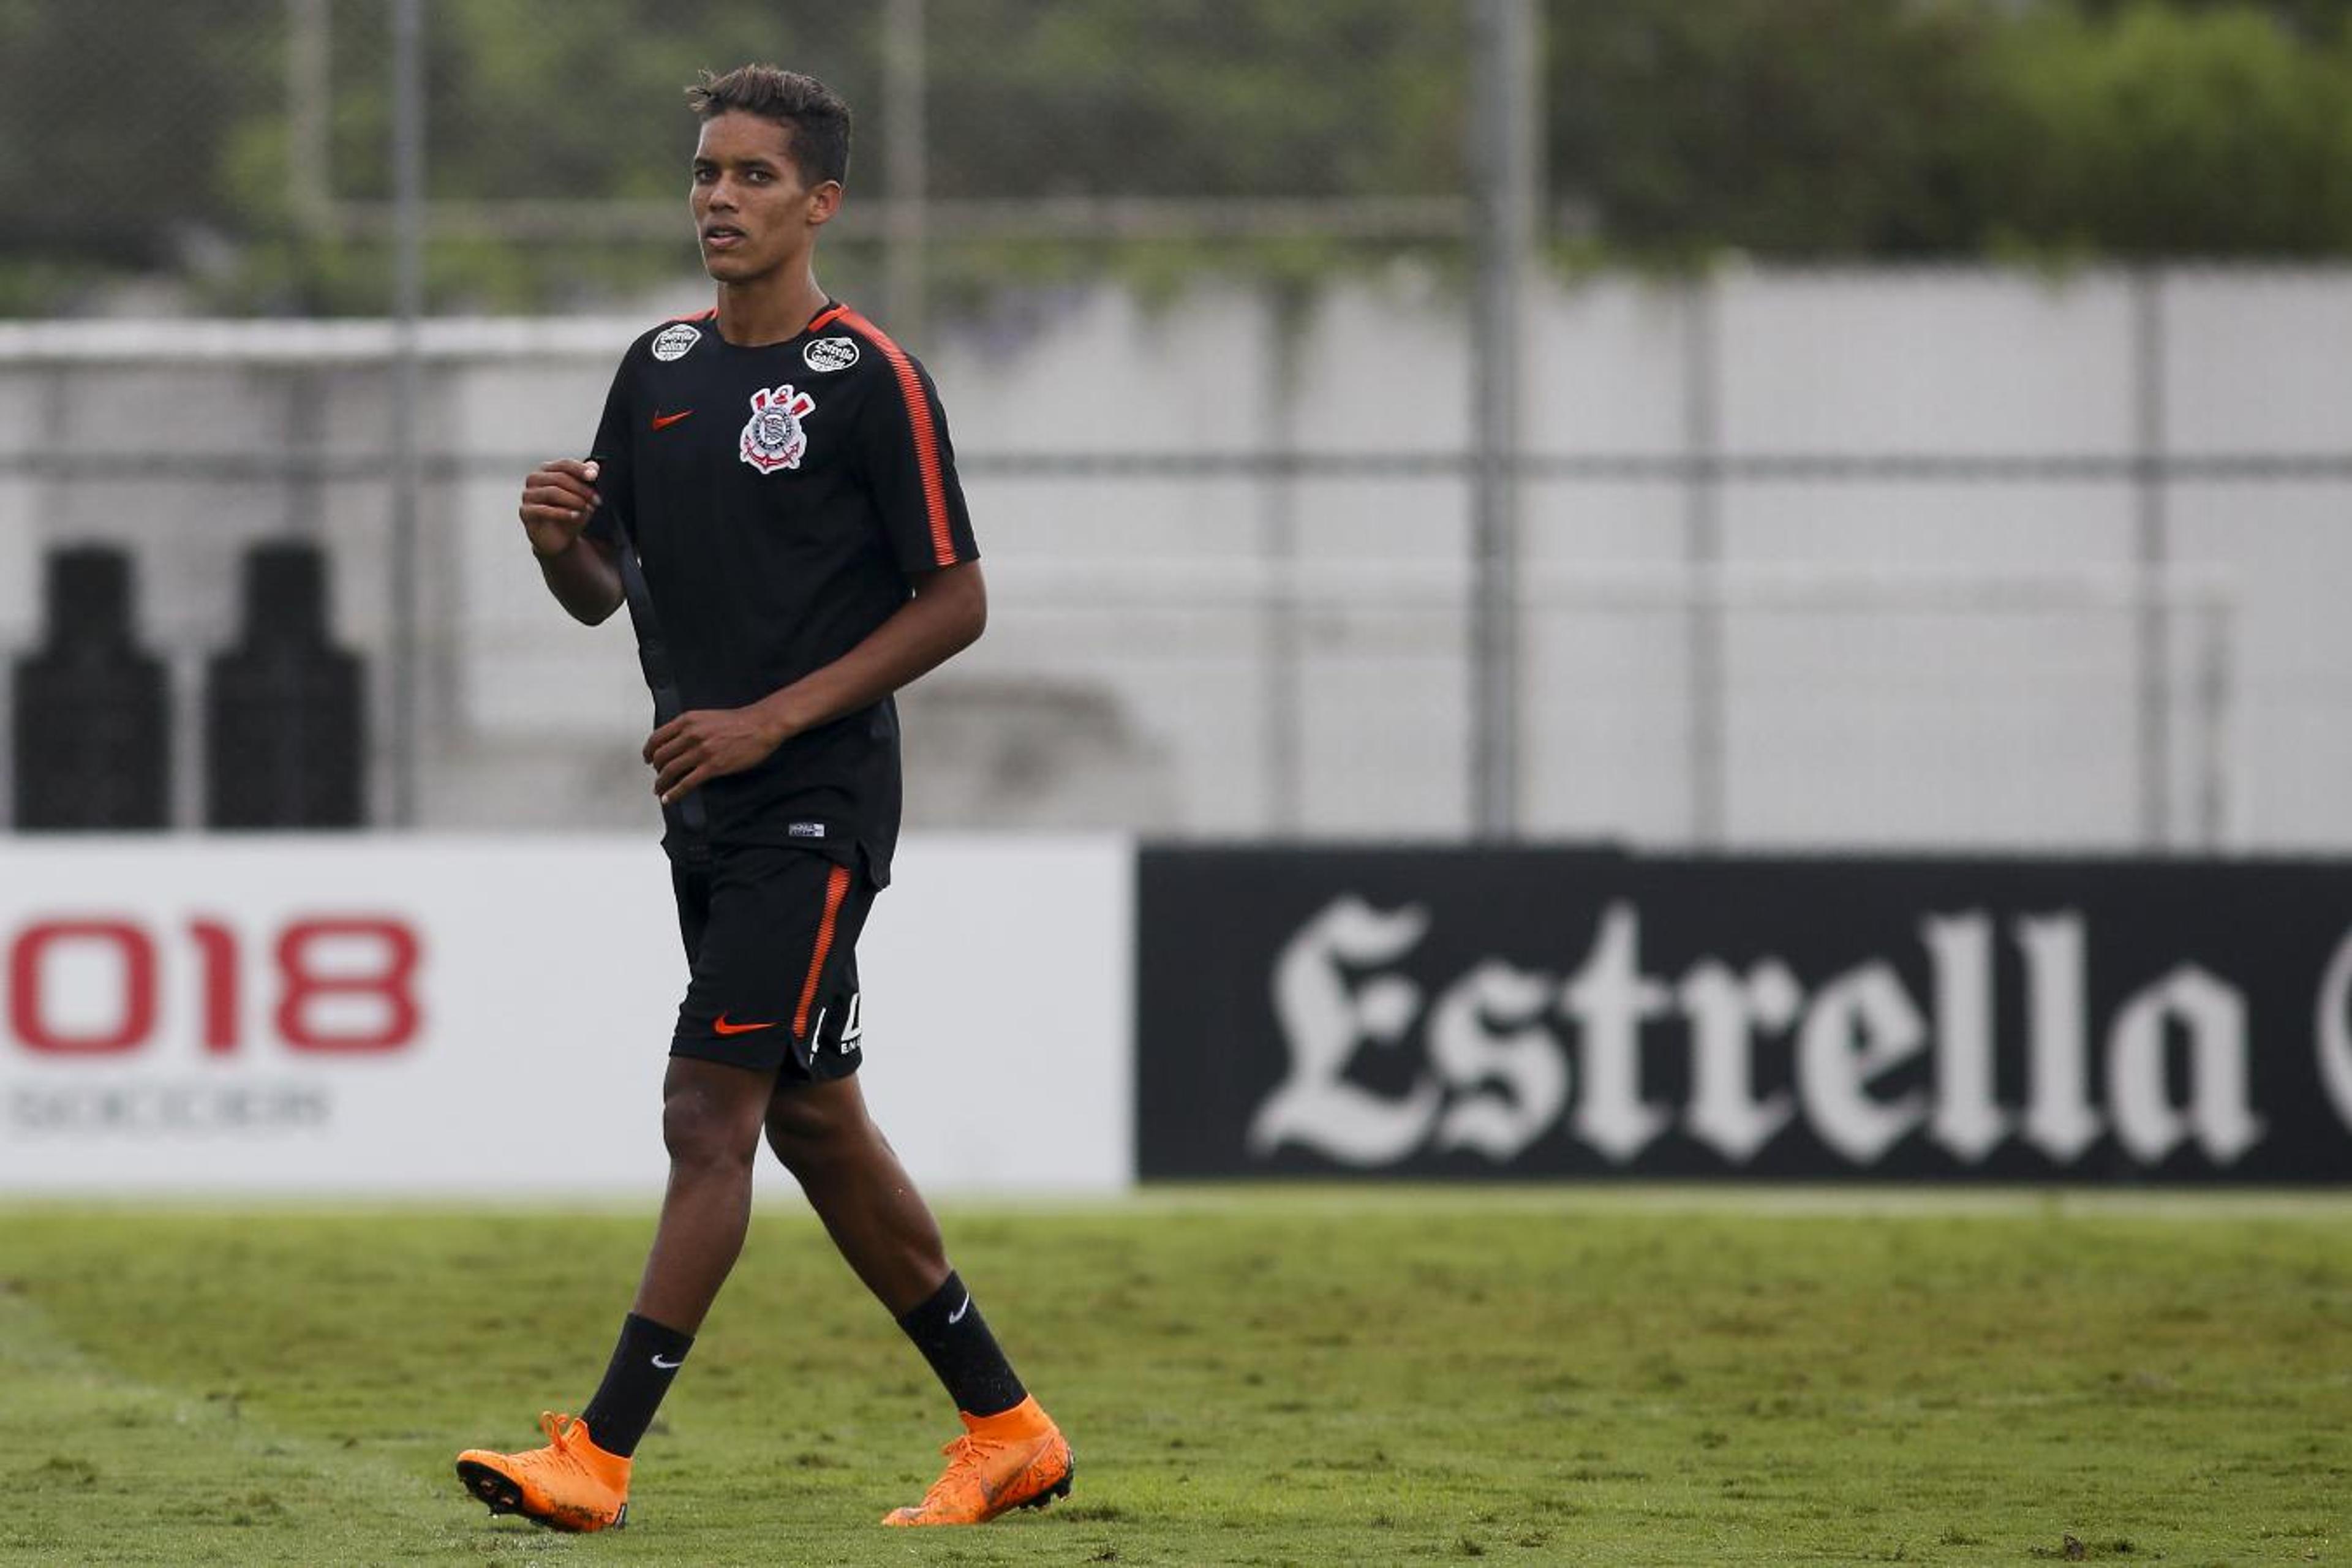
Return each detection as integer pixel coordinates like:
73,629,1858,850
738,383,816,473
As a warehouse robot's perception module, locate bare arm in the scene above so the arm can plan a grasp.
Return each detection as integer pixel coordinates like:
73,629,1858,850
644,558,988,805
519,457,625,625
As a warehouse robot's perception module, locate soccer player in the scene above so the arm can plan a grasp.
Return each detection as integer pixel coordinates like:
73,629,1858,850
453,66,1072,1532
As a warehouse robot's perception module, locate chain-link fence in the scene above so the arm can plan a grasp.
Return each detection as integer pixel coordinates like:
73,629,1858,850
5,2,2351,851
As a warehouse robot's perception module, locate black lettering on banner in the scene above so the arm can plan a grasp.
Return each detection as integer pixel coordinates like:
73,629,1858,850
9,1083,332,1136
1136,848,2352,1183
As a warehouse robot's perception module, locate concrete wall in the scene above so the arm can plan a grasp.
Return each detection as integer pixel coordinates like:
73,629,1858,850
2,266,2347,850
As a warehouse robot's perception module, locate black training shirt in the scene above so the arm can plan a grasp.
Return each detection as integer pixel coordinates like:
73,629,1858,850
582,301,979,885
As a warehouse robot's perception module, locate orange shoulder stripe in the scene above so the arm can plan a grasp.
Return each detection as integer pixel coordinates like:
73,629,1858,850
834,307,957,567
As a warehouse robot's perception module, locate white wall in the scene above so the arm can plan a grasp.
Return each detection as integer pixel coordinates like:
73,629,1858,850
4,268,2350,850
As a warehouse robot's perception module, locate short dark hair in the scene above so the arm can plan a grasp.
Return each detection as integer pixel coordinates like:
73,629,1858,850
688,66,851,188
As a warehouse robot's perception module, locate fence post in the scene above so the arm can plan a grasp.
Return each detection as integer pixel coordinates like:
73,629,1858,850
388,0,425,827
883,0,929,347
1468,0,1541,841
1262,285,1308,832
286,0,331,236
2132,265,2171,850
1684,274,1724,846
2194,593,2233,851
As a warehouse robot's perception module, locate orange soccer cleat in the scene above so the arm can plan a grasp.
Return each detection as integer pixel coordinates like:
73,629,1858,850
881,1394,1074,1526
454,1412,631,1532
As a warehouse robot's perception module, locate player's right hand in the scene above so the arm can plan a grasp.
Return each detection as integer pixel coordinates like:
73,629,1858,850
519,458,603,560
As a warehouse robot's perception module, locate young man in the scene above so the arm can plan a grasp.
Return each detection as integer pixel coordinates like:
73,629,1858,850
454,66,1071,1532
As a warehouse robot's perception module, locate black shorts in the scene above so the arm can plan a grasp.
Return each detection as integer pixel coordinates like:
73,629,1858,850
669,843,873,1081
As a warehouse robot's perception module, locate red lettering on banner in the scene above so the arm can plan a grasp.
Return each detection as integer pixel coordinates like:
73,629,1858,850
276,919,422,1053
189,919,239,1055
9,921,157,1055
2,914,424,1057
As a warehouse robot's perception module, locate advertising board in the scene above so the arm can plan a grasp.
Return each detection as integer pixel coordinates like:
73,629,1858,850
1138,847,2352,1181
0,835,1130,1196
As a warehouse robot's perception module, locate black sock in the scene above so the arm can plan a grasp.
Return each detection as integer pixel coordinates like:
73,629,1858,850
579,1312,694,1458
897,1270,1027,1417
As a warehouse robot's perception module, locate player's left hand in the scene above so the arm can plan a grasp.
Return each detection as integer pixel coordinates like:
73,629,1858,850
645,707,784,804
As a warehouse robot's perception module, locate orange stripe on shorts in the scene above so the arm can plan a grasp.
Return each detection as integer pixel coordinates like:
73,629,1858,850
792,864,854,1040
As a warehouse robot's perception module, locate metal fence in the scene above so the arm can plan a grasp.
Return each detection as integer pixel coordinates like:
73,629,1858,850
4,2,2350,852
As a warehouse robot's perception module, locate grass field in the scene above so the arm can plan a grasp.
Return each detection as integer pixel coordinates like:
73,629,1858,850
1,1189,2346,1567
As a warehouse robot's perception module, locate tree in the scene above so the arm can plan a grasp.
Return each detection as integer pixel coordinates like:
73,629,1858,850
0,0,281,307
1977,1,2352,256
9,0,2352,317
1545,0,2010,259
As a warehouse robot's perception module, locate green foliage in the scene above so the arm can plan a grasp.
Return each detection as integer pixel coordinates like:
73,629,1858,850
419,0,885,203
9,0,2352,315
1549,0,2013,260
920,1,1465,200
1981,2,2352,256
1547,0,2352,264
2070,0,2352,40
0,0,285,307
1,1191,2348,1564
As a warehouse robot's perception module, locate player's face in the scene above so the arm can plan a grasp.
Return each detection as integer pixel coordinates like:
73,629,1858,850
690,112,836,284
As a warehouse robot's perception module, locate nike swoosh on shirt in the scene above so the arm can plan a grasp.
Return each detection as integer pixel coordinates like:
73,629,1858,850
713,1014,775,1036
650,409,694,430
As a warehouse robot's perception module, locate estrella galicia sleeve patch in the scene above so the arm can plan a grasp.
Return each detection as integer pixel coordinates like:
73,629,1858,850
802,336,860,373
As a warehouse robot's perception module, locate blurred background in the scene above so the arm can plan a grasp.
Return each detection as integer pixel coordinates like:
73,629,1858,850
4,0,2351,854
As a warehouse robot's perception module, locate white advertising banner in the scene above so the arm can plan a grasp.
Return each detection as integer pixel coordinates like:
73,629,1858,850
0,834,1132,1197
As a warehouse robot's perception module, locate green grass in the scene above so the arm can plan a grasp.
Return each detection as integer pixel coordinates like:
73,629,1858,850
1,1189,2347,1566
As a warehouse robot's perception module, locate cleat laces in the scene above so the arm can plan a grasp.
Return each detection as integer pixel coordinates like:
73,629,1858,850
518,1412,598,1479
921,1431,1003,1507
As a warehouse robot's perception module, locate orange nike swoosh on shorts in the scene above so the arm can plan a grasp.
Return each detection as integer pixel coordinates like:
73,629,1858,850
651,409,693,430
712,1014,775,1036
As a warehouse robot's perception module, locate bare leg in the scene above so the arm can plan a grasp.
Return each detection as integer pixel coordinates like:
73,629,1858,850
763,1074,950,1316
630,1056,777,1332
